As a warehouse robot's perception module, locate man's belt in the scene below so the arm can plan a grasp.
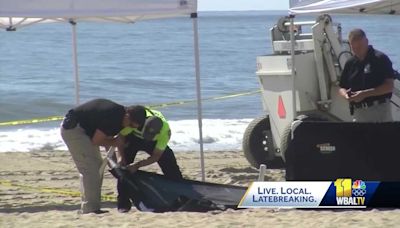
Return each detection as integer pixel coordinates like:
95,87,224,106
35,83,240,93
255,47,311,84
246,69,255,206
351,98,389,110
62,109,78,129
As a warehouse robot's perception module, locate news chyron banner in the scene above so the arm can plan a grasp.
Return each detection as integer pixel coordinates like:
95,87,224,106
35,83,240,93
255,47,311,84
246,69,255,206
239,179,400,208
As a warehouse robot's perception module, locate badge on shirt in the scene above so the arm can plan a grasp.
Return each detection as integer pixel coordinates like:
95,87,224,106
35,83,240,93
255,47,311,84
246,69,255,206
364,64,371,74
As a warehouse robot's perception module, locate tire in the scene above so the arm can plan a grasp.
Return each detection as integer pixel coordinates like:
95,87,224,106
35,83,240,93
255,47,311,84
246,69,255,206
280,114,329,162
280,124,292,163
242,115,284,169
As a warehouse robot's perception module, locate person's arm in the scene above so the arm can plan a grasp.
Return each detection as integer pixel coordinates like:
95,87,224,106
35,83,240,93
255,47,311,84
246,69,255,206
117,127,137,166
127,124,170,173
116,150,127,166
348,79,394,103
115,135,127,165
339,88,351,100
349,54,395,102
127,149,163,173
92,129,122,147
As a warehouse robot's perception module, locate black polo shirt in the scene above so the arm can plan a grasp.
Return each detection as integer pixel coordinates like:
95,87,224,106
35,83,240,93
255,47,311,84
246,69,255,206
73,99,125,138
339,45,394,103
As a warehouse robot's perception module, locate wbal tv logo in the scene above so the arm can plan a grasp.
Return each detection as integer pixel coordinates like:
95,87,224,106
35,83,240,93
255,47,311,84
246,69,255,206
334,179,366,206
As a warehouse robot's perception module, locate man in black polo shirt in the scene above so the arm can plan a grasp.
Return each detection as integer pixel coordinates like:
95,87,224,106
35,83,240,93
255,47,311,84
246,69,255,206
60,98,129,214
339,28,394,122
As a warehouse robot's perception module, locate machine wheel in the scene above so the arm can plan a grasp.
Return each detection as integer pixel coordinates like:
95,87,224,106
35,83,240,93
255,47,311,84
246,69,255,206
243,115,284,169
280,124,292,163
280,114,329,162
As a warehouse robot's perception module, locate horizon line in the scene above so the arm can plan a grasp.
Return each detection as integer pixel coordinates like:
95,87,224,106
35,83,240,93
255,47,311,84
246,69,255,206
198,9,288,12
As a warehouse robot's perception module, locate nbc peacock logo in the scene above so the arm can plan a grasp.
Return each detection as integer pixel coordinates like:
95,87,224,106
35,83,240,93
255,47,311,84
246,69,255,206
352,180,367,197
334,179,366,206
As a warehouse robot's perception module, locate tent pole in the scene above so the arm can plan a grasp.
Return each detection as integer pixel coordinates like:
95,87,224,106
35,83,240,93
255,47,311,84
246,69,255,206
70,20,80,105
289,15,297,120
191,13,205,181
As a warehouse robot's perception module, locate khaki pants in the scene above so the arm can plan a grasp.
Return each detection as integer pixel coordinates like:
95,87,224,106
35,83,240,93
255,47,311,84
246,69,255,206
60,125,103,213
353,101,393,122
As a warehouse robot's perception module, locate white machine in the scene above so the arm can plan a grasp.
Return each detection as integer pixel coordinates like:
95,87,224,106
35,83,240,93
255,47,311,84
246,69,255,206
243,15,400,168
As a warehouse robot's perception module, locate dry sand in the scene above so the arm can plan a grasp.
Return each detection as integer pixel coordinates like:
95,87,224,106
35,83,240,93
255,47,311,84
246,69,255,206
0,150,399,228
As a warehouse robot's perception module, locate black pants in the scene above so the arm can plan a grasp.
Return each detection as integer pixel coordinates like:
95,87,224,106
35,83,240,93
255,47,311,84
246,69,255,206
117,134,183,209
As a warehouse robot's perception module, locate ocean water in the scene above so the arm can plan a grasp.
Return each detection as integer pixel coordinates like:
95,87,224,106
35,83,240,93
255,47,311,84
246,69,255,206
1,11,400,152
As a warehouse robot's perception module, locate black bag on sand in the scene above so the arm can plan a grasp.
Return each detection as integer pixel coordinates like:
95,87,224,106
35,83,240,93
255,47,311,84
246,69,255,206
109,168,246,213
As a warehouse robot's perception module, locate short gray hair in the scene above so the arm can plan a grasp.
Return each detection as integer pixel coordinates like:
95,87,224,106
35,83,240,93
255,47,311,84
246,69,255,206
348,28,367,42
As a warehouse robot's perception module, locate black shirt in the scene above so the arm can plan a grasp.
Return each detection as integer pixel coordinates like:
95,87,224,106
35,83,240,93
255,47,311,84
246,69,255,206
339,46,394,103
72,99,125,138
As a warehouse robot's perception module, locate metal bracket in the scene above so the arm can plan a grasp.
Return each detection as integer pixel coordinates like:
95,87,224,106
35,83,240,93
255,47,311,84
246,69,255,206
317,100,332,111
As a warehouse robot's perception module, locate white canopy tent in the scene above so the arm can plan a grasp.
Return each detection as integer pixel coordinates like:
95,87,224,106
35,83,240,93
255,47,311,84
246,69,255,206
0,0,206,181
290,0,400,15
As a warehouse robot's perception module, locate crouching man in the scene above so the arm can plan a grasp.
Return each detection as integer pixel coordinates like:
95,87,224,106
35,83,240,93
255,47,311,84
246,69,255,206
116,105,183,212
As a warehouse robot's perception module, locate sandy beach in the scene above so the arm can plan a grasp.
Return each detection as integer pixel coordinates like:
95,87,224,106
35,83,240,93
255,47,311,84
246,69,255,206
0,150,399,228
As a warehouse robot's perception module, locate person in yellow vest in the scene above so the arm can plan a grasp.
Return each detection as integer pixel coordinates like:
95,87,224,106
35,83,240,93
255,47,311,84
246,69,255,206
116,105,183,212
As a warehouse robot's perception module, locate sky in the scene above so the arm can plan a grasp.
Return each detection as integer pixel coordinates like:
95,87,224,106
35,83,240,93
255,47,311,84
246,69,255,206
198,0,289,11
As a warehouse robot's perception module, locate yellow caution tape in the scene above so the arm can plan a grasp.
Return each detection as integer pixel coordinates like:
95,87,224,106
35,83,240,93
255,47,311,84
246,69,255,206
0,179,116,202
0,116,64,127
148,89,261,109
0,89,261,127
